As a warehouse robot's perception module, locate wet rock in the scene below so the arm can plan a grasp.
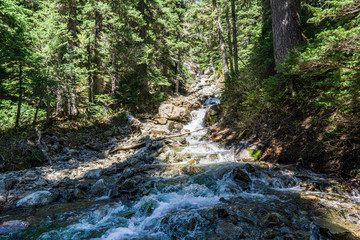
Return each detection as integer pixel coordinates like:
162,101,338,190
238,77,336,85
139,199,159,216
34,178,48,187
233,167,251,184
0,194,6,204
16,191,54,207
217,208,229,218
24,171,38,181
261,212,281,227
0,220,29,234
181,166,205,176
84,169,103,179
263,229,276,239
215,221,243,240
204,105,221,126
90,179,106,196
5,178,19,190
118,178,138,193
316,216,360,240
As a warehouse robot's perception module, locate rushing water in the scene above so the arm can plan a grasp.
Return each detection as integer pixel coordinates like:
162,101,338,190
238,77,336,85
2,96,360,239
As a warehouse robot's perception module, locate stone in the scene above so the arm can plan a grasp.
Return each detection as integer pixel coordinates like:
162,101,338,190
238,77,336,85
24,172,37,181
5,178,18,190
0,220,29,234
261,213,281,227
155,118,168,125
84,169,103,179
34,178,48,186
90,179,106,196
215,221,243,240
181,165,205,176
233,167,251,183
99,150,110,159
16,191,54,207
204,105,221,126
150,126,169,136
158,104,190,122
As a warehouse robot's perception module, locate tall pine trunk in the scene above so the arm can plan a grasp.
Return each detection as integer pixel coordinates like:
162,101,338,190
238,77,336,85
270,0,302,96
111,52,118,95
213,0,229,80
176,48,181,94
15,62,23,128
270,0,302,67
231,0,238,72
224,0,233,73
67,0,78,116
93,10,104,95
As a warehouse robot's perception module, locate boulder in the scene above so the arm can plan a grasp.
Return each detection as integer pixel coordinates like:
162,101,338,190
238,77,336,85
215,221,243,240
155,118,168,125
151,126,170,136
16,191,54,207
233,167,251,190
90,179,106,196
233,167,251,183
84,169,103,179
0,220,29,234
158,104,190,122
204,105,221,126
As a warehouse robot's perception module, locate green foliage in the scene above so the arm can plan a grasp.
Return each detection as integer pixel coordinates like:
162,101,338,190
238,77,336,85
248,148,262,161
0,0,193,131
0,100,45,130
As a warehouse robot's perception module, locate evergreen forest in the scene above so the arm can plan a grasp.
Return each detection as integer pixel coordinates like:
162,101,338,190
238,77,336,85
0,0,360,238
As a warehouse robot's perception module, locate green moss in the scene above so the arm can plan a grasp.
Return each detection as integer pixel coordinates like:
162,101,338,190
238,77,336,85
248,149,262,161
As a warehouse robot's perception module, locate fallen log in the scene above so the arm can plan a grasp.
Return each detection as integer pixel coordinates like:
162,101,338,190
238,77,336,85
110,127,210,153
110,142,146,153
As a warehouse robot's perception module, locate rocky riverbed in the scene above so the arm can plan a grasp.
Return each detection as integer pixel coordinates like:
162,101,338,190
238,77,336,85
1,71,360,239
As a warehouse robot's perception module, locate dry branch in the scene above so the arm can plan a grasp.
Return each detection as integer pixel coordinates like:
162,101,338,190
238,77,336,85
110,127,210,153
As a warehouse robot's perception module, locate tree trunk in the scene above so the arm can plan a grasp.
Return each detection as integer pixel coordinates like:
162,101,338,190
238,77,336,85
231,0,238,72
224,0,233,73
176,32,182,95
46,96,51,123
176,49,181,94
111,51,118,95
93,10,104,95
67,0,78,116
270,0,302,67
33,102,39,125
137,0,150,102
87,42,93,102
213,0,229,80
270,0,302,97
15,62,23,128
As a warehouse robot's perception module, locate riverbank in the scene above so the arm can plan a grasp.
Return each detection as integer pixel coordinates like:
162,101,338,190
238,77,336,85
0,71,360,239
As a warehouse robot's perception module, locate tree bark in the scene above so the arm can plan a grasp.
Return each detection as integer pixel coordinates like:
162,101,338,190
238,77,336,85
231,0,238,72
270,0,302,67
67,0,78,116
213,0,229,80
15,62,23,128
111,51,118,95
93,9,104,95
32,102,39,125
270,0,302,97
224,0,234,73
